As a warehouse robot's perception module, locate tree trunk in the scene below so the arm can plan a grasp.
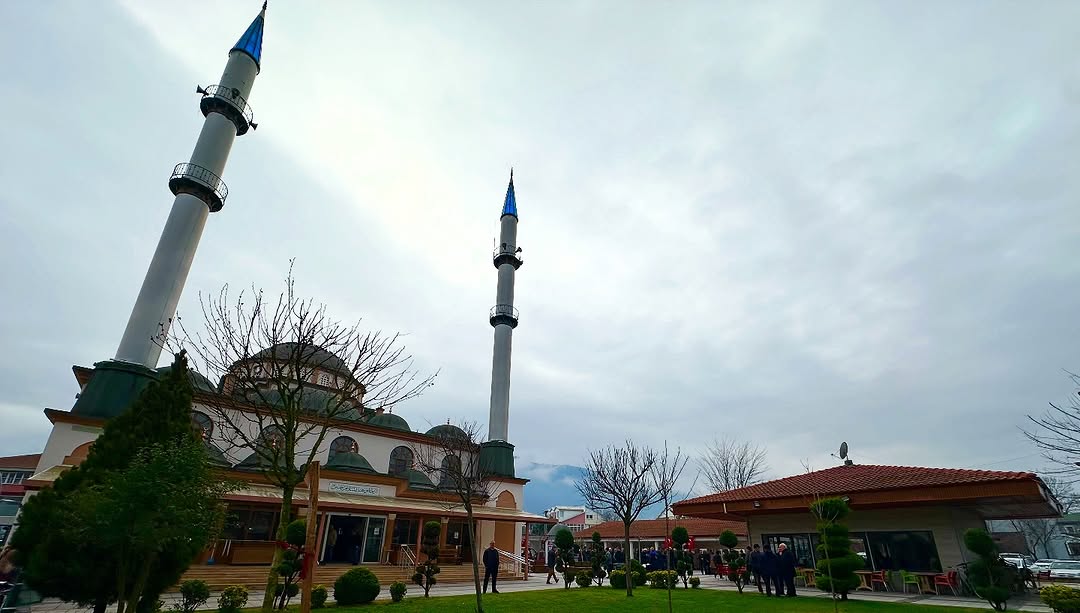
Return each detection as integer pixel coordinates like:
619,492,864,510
93,598,108,613
127,553,155,613
262,485,294,613
623,523,633,597
466,508,483,613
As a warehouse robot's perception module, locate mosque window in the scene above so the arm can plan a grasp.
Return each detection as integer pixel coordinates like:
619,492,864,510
389,446,414,476
330,436,358,456
440,455,462,488
259,426,285,450
192,411,213,440
318,372,332,387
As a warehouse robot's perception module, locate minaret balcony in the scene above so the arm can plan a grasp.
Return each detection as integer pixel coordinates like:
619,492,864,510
198,84,256,136
489,304,519,328
169,163,228,212
492,246,523,269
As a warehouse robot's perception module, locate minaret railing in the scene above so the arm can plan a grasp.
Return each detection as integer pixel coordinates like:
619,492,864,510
198,84,256,135
169,163,229,212
492,246,523,269
489,304,519,328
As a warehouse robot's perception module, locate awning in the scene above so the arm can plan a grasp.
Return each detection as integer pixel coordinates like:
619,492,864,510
226,482,555,524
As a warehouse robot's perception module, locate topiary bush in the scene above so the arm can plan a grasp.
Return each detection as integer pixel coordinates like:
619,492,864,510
411,521,441,597
964,528,1012,611
629,559,648,587
609,570,626,589
671,527,692,588
647,570,678,589
389,581,407,603
334,567,381,605
1042,584,1080,613
273,583,299,598
810,497,863,600
217,585,248,613
690,576,701,589
310,585,328,609
175,579,210,613
576,572,592,588
554,528,577,589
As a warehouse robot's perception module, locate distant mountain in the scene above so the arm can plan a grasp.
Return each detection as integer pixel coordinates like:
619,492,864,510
517,462,586,514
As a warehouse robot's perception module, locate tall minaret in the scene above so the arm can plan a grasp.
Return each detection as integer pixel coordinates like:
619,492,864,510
485,171,522,466
72,4,266,418
114,3,267,367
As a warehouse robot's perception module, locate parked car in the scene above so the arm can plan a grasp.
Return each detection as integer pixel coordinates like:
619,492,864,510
1001,553,1034,568
1049,561,1080,580
1030,559,1058,573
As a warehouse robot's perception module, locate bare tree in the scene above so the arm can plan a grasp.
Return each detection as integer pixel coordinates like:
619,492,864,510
651,442,689,613
411,421,495,613
170,266,436,612
1025,371,1080,473
575,441,664,598
1009,476,1076,558
697,437,768,492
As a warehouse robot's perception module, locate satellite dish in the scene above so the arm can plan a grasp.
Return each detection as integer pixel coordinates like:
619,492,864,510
839,442,849,460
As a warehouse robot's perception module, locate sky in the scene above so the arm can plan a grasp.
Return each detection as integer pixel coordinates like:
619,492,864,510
2,0,1080,500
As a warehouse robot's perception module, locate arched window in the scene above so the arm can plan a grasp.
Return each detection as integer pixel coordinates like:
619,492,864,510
330,435,358,456
259,426,285,450
389,446,414,476
192,411,213,440
440,455,462,487
318,372,332,387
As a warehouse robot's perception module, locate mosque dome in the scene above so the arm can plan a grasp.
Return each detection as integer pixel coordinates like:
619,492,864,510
325,451,378,474
248,343,350,375
404,469,436,491
425,424,468,440
155,365,217,393
363,412,411,432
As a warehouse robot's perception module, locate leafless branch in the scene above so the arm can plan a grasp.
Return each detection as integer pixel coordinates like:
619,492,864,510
697,437,769,493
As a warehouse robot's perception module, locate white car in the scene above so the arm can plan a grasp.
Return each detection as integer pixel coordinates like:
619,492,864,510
1030,559,1058,573
1049,561,1080,580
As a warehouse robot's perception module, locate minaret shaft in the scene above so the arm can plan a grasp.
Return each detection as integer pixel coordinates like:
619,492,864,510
114,33,261,367
488,200,519,442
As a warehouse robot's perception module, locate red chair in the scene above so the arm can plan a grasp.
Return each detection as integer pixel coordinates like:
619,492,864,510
870,570,891,591
934,570,959,596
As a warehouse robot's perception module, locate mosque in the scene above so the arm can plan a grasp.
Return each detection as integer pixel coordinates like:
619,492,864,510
4,3,547,583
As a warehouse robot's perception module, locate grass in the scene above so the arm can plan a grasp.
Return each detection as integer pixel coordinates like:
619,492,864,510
327,587,989,612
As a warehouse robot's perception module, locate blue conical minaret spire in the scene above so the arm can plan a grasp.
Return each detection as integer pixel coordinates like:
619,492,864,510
231,2,266,73
501,168,518,217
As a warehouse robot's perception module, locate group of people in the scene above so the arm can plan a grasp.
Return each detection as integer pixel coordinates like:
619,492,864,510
747,542,799,597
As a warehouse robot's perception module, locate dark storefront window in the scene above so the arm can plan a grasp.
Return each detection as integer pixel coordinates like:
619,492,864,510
763,534,816,568
392,518,420,547
222,507,277,541
866,531,941,572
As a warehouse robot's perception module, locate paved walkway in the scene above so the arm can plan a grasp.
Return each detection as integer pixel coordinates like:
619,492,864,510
20,574,1053,612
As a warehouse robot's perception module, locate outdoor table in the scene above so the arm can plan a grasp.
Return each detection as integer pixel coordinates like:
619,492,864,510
854,570,873,591
913,572,939,595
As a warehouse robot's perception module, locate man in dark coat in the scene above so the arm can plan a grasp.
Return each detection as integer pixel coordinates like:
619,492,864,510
545,545,558,584
777,543,798,597
748,544,764,593
761,543,779,596
482,541,500,594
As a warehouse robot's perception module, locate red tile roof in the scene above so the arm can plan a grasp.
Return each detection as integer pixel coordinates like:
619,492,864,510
573,518,746,540
678,464,1039,506
564,512,586,525
0,454,40,470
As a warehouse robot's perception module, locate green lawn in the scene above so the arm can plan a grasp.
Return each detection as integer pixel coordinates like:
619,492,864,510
333,587,989,612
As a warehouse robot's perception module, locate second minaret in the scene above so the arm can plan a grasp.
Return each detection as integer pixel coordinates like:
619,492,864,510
487,171,522,442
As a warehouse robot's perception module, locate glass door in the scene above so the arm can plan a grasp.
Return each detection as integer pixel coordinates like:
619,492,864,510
363,518,385,563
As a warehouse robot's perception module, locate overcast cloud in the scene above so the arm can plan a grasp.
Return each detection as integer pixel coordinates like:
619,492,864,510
2,0,1079,490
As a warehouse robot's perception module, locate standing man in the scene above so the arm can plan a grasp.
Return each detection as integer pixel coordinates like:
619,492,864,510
483,541,500,594
545,545,558,585
777,543,797,597
762,543,779,596
749,544,764,593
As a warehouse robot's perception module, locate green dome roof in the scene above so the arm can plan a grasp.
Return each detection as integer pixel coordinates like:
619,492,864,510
325,451,377,474
364,412,411,432
244,388,363,421
249,343,350,375
155,365,216,393
234,450,293,472
426,424,468,440
404,469,436,491
204,441,232,468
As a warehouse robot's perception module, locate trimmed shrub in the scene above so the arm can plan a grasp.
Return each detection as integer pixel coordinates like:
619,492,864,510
217,585,248,613
310,585,328,609
1042,584,1080,613
576,572,592,588
648,570,678,589
273,583,299,598
334,567,381,605
609,570,626,589
811,497,863,600
389,581,408,603
629,559,648,587
175,580,210,613
964,528,1011,611
690,576,701,589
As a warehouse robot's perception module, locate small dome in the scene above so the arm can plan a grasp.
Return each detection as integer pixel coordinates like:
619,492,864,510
325,451,378,474
248,343,350,375
404,469,436,491
156,365,216,393
426,424,468,441
364,412,411,432
203,440,232,468
234,450,292,472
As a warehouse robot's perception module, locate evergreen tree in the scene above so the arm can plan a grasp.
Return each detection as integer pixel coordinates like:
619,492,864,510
671,527,692,588
411,521,442,597
554,528,576,589
965,528,1014,611
589,532,607,586
810,497,862,600
719,530,747,593
12,352,205,613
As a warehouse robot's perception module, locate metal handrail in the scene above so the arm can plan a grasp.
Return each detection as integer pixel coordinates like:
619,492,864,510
489,304,519,320
492,246,523,265
398,544,417,568
496,547,527,575
200,84,254,125
170,162,228,203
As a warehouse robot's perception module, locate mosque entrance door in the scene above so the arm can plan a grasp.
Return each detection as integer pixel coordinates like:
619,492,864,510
323,514,386,564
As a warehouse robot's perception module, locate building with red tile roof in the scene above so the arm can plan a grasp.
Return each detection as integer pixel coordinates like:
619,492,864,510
671,463,1060,576
570,518,747,558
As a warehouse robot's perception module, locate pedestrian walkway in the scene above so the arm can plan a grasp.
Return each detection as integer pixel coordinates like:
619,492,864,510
22,574,1053,612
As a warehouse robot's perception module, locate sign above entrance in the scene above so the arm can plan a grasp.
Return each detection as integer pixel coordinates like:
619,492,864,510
326,481,381,496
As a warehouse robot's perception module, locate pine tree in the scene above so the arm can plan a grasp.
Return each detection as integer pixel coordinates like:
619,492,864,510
12,352,204,613
810,497,862,600
411,521,442,597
